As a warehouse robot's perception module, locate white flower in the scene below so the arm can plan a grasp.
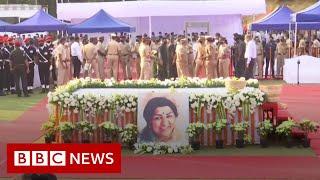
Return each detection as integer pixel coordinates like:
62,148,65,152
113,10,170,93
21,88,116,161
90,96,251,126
146,147,152,152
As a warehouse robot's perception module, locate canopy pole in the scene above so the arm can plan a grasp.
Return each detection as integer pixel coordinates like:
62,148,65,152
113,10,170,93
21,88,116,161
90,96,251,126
294,22,298,57
148,16,152,37
289,22,291,58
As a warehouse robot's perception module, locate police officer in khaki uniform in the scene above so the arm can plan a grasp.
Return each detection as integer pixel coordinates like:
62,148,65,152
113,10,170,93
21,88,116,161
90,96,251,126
106,34,120,80
194,36,206,77
187,39,194,77
298,34,306,56
83,37,98,78
311,35,320,57
218,38,230,78
96,36,106,79
119,36,131,80
276,38,288,78
139,37,152,80
255,37,264,79
204,36,218,79
175,38,189,78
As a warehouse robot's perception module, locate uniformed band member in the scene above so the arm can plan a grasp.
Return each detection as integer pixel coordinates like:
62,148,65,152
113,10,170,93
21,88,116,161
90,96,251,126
9,41,29,97
0,37,6,96
37,38,51,93
45,36,56,87
5,38,15,93
1,37,12,95
23,38,36,93
96,36,106,80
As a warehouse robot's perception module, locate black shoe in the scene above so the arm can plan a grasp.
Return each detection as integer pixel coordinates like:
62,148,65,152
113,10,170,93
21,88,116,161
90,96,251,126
24,94,30,97
41,89,45,94
29,89,33,94
17,94,22,97
11,90,16,94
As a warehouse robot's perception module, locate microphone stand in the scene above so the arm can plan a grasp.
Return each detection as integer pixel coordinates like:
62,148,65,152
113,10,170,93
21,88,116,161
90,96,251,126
297,59,300,85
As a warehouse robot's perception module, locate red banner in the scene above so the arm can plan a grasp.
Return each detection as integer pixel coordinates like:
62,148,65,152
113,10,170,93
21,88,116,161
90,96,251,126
7,144,121,173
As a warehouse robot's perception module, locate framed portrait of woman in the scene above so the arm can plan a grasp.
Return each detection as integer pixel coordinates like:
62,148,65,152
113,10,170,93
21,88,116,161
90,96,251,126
137,92,189,145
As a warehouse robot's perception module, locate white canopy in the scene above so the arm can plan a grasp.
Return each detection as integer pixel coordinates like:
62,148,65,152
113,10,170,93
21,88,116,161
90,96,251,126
0,4,41,19
57,0,266,20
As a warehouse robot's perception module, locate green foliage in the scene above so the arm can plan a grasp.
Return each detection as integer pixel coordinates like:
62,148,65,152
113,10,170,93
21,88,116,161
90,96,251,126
207,119,227,135
186,122,206,139
231,121,249,134
276,119,296,137
100,121,120,134
257,119,274,138
58,122,75,140
120,123,138,145
41,116,57,139
299,119,319,134
76,120,96,135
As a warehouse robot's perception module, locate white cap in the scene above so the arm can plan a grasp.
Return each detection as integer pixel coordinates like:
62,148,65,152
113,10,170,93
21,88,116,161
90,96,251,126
110,33,117,37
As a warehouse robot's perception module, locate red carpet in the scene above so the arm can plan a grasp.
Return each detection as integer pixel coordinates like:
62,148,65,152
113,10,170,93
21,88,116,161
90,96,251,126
280,84,320,157
55,156,320,179
0,97,48,177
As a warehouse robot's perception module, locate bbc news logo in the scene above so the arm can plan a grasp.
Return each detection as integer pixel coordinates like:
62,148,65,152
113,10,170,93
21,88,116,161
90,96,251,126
7,144,121,173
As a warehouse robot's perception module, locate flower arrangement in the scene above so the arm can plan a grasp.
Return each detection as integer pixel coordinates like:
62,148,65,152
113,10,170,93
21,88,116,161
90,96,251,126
41,117,57,143
299,119,318,135
231,121,250,148
187,122,207,139
275,119,296,137
298,119,319,147
47,77,259,99
134,142,193,155
231,121,249,137
76,120,96,143
120,124,138,148
100,121,121,143
208,119,227,148
276,119,296,148
58,122,75,143
233,87,265,120
257,120,274,138
187,122,206,150
113,94,138,112
208,119,227,135
225,77,247,93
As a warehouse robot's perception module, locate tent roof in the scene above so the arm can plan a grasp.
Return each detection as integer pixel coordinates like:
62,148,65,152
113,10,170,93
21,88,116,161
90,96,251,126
251,6,292,31
251,6,320,31
5,9,67,33
68,9,135,33
291,1,320,22
0,19,10,31
57,0,266,20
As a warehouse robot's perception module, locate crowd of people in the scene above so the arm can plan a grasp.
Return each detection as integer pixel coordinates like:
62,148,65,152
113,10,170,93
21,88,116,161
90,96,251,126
0,31,319,97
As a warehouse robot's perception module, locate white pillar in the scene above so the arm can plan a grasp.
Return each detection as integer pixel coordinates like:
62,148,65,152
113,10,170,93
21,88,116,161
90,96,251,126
148,16,152,37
